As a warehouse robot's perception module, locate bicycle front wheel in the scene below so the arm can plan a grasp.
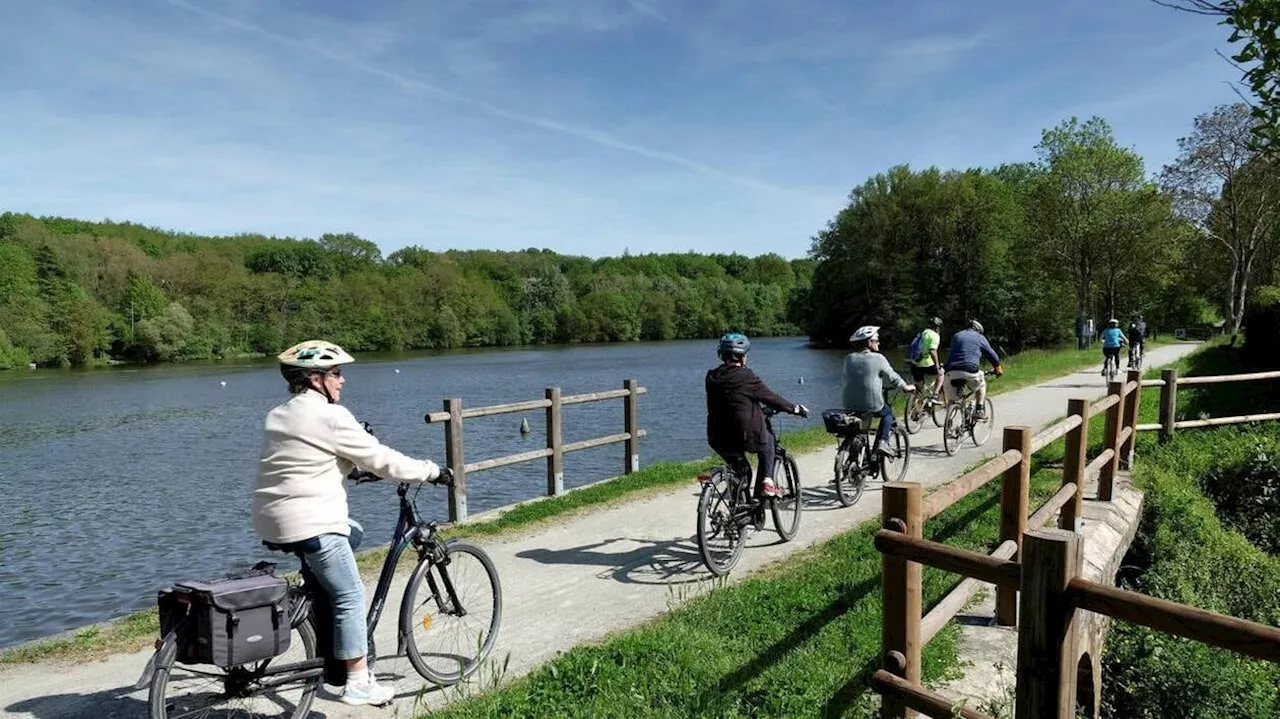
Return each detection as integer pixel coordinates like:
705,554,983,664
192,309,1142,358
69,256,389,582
903,394,924,435
150,618,319,719
970,398,996,447
771,453,802,541
696,469,746,576
402,540,503,687
943,404,964,456
880,425,911,483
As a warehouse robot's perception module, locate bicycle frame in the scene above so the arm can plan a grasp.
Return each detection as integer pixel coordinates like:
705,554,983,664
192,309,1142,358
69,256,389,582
136,482,462,690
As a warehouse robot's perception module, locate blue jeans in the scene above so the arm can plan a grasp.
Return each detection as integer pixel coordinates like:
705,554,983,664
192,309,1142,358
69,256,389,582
874,404,895,446
301,520,366,661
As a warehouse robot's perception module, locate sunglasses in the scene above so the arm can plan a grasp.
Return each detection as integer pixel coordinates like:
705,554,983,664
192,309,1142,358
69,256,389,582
324,368,343,378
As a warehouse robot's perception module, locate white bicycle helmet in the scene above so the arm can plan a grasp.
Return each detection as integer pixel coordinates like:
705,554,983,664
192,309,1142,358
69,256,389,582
849,325,880,343
278,340,355,369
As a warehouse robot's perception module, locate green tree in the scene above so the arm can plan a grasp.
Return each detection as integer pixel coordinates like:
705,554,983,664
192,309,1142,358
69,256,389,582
1161,103,1280,334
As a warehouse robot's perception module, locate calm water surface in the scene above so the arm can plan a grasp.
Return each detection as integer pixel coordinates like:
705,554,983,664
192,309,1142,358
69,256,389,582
0,337,902,647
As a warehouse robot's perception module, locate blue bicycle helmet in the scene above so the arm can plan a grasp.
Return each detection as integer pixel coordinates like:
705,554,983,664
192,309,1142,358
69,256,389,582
717,332,750,359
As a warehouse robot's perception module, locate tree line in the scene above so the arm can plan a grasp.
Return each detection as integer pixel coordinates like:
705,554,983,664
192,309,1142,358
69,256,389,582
805,109,1280,351
0,215,813,368
4,99,1279,368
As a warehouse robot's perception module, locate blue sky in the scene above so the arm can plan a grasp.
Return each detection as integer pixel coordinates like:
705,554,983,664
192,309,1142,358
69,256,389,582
0,1,1243,259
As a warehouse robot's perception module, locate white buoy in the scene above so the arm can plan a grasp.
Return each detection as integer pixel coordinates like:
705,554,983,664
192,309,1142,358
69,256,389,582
394,368,400,374
220,381,227,387
519,418,531,435
798,376,805,384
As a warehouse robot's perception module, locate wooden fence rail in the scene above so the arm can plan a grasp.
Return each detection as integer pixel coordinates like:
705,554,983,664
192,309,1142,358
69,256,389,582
423,379,647,521
1136,368,1280,442
872,366,1280,719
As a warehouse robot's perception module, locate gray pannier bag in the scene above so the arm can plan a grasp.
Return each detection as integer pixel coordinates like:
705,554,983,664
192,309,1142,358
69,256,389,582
158,568,291,667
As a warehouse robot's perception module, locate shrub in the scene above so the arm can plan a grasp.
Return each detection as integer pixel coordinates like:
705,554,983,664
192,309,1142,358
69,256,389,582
1242,284,1280,369
1101,426,1280,718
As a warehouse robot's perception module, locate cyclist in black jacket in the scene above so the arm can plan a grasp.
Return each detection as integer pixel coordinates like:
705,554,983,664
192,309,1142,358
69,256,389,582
706,333,807,500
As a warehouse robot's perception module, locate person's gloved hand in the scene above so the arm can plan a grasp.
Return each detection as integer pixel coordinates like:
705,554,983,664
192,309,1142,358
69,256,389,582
794,404,810,418
433,467,455,486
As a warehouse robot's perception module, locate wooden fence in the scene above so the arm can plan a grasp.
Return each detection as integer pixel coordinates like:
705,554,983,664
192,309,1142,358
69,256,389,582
1135,368,1280,441
423,379,647,521
873,368,1280,719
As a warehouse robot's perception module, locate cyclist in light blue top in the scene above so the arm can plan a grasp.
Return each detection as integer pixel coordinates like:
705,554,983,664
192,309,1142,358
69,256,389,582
1100,319,1128,376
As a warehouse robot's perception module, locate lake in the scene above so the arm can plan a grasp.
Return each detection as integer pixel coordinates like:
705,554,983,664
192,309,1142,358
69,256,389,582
0,337,899,647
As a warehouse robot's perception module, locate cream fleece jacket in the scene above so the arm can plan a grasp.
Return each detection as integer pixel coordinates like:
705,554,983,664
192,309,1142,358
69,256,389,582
252,390,441,544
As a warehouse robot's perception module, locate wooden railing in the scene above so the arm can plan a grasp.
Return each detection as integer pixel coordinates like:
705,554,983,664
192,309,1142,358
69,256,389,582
423,379,647,521
873,368,1280,718
1134,368,1280,441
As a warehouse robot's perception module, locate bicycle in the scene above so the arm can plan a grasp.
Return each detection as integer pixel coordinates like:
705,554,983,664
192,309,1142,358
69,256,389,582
138,469,503,719
1102,349,1122,382
901,378,943,435
826,407,911,508
695,406,804,577
941,375,998,456
1127,342,1144,372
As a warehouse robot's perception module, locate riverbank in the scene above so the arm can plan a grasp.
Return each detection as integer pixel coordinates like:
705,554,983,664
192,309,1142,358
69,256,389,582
0,338,1191,665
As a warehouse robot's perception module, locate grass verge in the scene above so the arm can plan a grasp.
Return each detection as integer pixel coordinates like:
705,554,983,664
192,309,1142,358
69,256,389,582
1100,422,1280,718
418,467,1066,719
0,339,1194,665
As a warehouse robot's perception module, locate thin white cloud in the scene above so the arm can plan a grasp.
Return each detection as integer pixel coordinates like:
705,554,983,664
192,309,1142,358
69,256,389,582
160,0,802,199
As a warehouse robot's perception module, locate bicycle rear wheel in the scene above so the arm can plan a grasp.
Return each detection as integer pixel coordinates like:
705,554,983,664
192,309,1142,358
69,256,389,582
834,436,865,507
770,454,802,541
696,469,746,576
149,617,319,719
402,540,503,686
943,403,964,456
879,425,911,483
970,398,996,447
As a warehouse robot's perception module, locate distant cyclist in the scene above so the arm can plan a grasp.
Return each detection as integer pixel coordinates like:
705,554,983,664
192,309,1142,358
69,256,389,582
1101,319,1128,376
705,333,808,500
908,316,945,405
843,325,914,455
1127,314,1147,369
942,320,1003,419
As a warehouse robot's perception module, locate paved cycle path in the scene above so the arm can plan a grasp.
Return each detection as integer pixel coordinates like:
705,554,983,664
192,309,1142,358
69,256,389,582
0,344,1198,719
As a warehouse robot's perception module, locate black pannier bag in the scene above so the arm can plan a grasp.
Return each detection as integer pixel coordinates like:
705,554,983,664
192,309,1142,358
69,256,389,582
158,569,291,666
821,408,864,436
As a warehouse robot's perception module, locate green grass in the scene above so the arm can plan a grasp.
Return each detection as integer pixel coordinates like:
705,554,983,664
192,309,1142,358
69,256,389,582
420,468,1066,719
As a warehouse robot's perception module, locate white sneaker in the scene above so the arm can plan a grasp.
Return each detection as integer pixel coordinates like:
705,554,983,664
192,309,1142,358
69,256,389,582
342,675,395,706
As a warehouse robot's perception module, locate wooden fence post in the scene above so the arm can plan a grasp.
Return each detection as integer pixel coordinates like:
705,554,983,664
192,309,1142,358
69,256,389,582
882,482,923,719
1015,529,1082,719
1158,369,1178,443
997,426,1032,626
444,398,467,521
1120,370,1141,470
1099,380,1123,502
546,387,563,496
623,378,640,474
1060,399,1089,532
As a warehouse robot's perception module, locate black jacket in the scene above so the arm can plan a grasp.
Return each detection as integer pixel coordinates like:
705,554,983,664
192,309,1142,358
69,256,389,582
705,363,795,453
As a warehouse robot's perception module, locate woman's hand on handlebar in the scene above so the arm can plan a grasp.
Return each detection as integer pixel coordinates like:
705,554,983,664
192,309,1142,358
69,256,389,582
347,468,383,484
431,467,455,487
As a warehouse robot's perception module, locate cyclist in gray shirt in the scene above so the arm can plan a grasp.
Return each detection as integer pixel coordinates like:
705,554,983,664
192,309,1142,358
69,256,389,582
842,325,915,455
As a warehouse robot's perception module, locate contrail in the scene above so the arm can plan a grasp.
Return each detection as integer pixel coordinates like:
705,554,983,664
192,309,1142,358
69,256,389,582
162,0,791,195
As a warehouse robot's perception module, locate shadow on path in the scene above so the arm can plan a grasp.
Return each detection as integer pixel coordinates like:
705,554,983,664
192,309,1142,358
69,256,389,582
517,536,708,585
